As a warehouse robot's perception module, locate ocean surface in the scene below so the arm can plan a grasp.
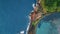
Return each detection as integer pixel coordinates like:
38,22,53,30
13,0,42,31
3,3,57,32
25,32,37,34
36,12,60,34
0,0,36,34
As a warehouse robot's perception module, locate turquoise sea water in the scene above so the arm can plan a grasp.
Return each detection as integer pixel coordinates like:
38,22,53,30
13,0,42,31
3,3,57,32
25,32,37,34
0,0,36,34
36,13,60,34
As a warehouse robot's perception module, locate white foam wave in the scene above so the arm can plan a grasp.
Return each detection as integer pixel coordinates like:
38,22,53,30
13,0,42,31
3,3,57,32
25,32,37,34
20,31,24,34
26,15,31,34
32,3,35,9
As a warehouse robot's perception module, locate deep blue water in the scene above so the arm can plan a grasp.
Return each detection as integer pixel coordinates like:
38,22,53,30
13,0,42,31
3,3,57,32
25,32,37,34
36,12,60,34
0,0,36,34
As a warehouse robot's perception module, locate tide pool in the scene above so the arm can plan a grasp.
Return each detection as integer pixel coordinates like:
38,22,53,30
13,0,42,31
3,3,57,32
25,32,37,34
36,13,60,34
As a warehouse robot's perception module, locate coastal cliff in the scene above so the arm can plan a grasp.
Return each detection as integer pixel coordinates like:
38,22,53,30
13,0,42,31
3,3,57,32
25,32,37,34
27,0,60,34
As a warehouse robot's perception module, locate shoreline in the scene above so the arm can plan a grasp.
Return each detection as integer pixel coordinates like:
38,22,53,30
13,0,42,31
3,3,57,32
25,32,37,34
26,12,60,34
26,0,60,33
26,15,31,34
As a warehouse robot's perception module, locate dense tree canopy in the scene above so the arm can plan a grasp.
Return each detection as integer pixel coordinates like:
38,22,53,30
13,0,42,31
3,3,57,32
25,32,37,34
40,0,60,13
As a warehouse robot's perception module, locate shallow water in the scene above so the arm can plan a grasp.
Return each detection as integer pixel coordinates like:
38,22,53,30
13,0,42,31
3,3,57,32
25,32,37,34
36,13,60,34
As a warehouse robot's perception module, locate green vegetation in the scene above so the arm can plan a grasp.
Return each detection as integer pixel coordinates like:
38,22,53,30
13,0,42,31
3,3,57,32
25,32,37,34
32,21,35,27
32,19,40,27
40,0,60,13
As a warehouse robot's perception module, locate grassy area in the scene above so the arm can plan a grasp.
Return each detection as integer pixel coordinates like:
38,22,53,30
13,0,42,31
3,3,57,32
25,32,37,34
40,0,60,13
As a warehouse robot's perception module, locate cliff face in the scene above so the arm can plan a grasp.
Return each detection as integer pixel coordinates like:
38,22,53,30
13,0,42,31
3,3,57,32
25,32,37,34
27,0,43,34
27,0,60,34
